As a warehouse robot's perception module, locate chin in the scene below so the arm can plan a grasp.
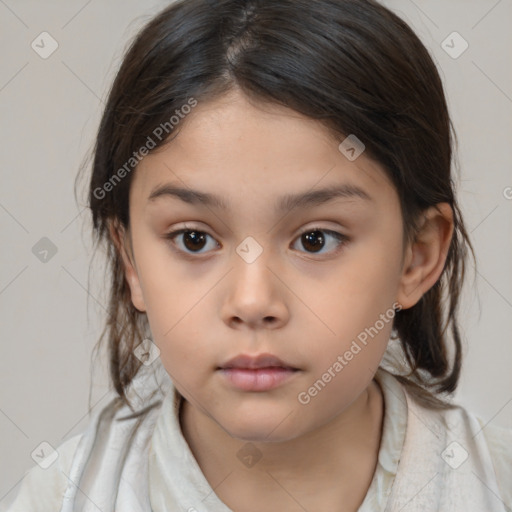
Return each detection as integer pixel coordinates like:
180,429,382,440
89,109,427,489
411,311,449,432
219,410,302,444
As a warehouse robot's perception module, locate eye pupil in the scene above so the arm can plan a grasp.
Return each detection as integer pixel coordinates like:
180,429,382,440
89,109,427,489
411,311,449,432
183,230,206,251
302,230,325,253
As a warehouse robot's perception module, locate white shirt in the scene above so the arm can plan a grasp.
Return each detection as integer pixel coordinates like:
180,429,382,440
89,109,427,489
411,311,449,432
3,366,511,511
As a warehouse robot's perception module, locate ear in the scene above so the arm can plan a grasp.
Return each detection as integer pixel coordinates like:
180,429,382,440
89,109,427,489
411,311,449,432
397,203,454,309
108,220,147,313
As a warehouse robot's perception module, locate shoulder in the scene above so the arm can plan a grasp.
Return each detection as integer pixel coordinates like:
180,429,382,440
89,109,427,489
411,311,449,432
478,418,512,508
418,397,512,509
3,364,174,511
2,397,121,512
394,378,512,509
2,434,82,512
2,396,126,512
2,396,163,512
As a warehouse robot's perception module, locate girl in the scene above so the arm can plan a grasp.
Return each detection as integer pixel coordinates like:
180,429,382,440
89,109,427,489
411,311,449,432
6,0,511,510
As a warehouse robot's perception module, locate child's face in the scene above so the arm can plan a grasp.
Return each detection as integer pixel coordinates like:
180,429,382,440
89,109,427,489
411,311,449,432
121,89,408,442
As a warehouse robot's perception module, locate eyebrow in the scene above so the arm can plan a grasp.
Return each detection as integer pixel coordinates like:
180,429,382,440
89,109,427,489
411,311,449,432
147,182,372,212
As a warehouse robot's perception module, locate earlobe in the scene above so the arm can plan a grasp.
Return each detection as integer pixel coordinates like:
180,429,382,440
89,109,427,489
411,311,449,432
108,221,147,313
397,203,454,309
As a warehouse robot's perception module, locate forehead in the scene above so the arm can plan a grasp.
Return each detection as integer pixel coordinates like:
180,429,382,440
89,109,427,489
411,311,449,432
130,90,396,210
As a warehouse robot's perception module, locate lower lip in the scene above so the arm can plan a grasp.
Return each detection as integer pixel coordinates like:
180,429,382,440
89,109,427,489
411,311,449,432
218,367,299,391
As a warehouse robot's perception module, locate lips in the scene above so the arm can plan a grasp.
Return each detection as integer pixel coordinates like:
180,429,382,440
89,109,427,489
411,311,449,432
217,353,301,391
218,353,298,371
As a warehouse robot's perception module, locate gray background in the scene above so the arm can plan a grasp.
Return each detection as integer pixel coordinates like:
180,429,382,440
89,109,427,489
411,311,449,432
1,0,511,505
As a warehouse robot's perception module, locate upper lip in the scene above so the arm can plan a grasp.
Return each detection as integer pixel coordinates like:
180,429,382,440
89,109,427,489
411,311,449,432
218,353,298,370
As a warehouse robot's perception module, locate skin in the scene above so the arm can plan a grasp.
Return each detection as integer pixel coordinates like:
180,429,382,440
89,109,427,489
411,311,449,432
111,88,454,511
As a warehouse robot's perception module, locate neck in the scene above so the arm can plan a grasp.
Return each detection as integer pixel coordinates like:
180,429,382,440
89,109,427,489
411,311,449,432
179,379,384,511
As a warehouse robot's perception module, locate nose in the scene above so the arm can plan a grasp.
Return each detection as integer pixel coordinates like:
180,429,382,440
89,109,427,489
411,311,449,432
220,249,289,331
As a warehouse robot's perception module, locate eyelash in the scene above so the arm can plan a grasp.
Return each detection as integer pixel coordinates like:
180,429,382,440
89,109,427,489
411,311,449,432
164,225,349,259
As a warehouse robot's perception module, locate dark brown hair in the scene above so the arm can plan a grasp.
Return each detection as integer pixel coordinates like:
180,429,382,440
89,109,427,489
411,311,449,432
79,0,475,411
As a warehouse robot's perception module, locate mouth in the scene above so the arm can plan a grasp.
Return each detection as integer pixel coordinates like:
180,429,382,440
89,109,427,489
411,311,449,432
217,353,300,391
218,353,299,371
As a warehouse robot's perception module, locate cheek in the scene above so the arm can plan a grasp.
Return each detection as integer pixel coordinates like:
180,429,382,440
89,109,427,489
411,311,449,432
299,236,401,380
128,235,214,370
310,247,401,337
133,231,209,320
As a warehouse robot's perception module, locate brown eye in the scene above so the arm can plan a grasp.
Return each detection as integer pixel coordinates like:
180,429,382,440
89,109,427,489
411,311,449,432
301,230,325,252
293,228,348,255
181,230,207,251
165,228,219,254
